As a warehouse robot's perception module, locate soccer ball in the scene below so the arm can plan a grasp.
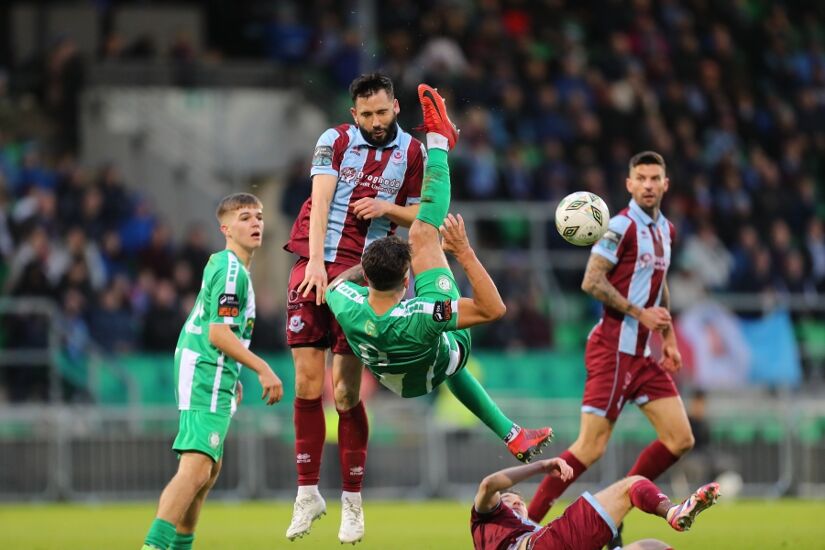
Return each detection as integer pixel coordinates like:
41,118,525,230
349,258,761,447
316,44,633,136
555,191,610,246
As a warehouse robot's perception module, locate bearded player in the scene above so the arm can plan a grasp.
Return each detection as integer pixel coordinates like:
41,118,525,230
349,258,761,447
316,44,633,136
283,73,425,544
528,152,695,549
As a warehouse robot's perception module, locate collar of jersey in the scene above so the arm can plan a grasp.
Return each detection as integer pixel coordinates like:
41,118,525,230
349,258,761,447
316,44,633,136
628,199,659,226
350,123,403,149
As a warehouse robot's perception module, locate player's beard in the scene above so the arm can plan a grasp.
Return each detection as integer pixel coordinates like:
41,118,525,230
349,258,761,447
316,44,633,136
359,116,399,147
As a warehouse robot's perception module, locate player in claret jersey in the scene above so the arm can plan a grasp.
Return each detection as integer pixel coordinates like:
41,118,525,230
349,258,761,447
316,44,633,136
141,193,283,550
527,152,695,548
326,84,553,480
283,73,425,544
471,456,720,550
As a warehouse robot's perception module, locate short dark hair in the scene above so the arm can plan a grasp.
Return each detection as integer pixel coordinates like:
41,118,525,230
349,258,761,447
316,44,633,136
216,192,262,221
629,150,666,172
349,73,395,102
362,236,411,291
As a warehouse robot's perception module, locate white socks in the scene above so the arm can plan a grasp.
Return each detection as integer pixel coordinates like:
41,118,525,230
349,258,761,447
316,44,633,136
427,133,449,151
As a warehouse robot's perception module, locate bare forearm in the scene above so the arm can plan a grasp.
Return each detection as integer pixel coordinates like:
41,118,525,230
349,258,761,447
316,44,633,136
481,462,547,493
308,197,330,260
383,203,419,227
456,248,505,317
583,273,641,318
582,255,641,318
335,264,366,286
209,325,266,373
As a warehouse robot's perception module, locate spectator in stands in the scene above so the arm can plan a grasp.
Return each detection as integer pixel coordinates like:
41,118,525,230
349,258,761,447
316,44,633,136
88,284,136,353
52,226,106,292
141,279,182,352
138,222,176,279
179,223,211,275
5,225,56,296
679,220,734,291
806,219,825,292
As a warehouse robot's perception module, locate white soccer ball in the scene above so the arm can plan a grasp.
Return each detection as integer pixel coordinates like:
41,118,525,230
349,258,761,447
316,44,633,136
555,191,610,246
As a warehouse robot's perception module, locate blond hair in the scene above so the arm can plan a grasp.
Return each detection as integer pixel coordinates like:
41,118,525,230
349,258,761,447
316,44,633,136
216,192,262,221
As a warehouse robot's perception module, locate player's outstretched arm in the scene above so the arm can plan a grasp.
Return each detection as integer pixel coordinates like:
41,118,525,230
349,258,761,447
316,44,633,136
352,198,420,227
474,458,573,513
297,174,337,305
440,214,506,328
581,253,671,332
208,324,283,405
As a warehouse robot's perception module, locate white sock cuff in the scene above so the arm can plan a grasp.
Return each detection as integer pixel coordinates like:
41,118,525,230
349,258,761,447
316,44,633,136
298,485,321,497
342,490,362,502
427,133,449,151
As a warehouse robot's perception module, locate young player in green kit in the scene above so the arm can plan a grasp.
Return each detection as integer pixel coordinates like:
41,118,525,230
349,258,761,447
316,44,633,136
141,193,283,550
326,85,553,467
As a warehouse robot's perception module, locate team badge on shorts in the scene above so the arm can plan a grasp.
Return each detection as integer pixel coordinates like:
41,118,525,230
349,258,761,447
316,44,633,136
437,276,452,292
288,315,305,333
209,432,221,449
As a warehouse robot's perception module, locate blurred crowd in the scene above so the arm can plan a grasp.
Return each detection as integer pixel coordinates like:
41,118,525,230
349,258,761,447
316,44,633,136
0,143,284,401
1,0,824,400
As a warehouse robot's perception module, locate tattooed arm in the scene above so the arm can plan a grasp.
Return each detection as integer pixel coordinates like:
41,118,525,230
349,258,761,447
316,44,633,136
581,254,671,332
331,264,367,287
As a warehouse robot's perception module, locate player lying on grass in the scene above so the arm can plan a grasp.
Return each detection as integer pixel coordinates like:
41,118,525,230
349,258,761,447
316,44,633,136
141,193,283,550
471,456,720,550
326,86,552,460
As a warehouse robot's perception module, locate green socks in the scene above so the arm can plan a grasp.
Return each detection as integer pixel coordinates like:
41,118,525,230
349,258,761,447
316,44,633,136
446,368,515,439
170,533,194,549
144,518,176,550
416,147,451,228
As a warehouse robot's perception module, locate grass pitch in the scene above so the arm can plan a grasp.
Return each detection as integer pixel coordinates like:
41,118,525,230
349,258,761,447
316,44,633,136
1,499,822,549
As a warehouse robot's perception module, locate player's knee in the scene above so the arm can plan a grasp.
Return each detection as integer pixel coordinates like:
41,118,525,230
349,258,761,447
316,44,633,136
673,432,695,456
293,358,325,398
408,220,436,247
625,474,646,486
333,382,360,410
182,462,213,490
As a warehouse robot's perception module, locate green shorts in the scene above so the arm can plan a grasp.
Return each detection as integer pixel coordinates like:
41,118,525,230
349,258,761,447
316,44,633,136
416,267,472,373
415,267,460,300
172,410,231,462
448,328,472,376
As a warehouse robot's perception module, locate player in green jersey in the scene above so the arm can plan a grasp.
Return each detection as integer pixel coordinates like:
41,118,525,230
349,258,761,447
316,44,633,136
142,193,283,550
326,85,553,468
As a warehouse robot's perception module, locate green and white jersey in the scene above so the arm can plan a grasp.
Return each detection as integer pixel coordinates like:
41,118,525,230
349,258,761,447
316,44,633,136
174,249,255,416
326,270,466,398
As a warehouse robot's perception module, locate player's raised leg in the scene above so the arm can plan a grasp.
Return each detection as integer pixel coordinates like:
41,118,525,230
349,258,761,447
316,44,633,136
407,83,458,275
446,368,552,463
591,475,720,541
332,352,368,544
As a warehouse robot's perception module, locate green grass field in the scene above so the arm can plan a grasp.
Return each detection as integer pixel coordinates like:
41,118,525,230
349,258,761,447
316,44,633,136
1,499,822,549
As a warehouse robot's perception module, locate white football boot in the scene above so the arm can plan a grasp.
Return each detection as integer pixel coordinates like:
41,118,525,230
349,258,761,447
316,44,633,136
338,491,365,545
285,488,326,541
